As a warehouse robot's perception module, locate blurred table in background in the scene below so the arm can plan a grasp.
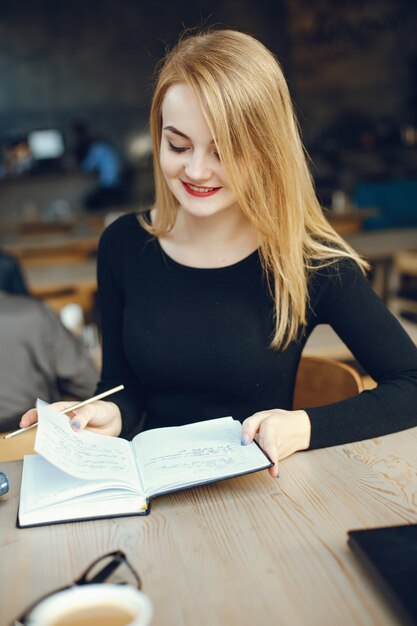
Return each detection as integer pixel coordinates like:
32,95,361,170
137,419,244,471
0,215,103,268
25,258,97,315
346,227,417,301
304,317,417,361
325,208,378,234
346,227,417,259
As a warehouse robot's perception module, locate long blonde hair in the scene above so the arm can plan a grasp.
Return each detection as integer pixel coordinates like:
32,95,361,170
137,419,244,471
142,29,368,349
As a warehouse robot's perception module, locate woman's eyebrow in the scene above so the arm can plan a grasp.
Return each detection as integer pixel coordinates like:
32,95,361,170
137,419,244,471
163,125,215,145
163,125,189,139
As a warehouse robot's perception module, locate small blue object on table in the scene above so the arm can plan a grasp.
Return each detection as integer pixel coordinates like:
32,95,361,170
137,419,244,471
0,470,9,496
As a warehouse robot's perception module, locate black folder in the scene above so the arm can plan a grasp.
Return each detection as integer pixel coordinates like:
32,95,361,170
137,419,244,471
348,524,417,626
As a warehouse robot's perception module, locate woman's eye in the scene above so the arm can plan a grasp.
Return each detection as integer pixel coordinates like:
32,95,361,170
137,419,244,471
167,141,187,154
213,152,220,160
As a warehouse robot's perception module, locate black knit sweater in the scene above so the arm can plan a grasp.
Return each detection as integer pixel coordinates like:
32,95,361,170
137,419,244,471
96,213,417,448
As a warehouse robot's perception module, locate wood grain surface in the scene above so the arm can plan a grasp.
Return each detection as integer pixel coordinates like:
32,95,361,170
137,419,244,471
2,428,417,625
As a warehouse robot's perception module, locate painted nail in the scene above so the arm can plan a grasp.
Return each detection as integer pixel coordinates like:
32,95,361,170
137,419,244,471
241,434,249,446
71,421,81,430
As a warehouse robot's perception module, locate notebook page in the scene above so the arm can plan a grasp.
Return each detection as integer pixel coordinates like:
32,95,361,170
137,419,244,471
132,416,270,495
19,456,147,526
20,455,140,511
35,400,140,486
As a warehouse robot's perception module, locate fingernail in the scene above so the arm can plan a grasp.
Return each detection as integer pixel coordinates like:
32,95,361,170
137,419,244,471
71,421,81,430
241,434,249,446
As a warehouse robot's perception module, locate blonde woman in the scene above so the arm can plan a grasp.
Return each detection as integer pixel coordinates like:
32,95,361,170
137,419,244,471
21,30,417,477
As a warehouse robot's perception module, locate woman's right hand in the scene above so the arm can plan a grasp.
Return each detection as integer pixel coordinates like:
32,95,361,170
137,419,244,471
19,400,122,437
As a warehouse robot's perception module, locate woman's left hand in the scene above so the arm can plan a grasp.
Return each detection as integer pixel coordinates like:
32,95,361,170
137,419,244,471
241,409,311,478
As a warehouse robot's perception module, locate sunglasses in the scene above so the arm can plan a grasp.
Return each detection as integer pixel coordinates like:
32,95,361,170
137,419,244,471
13,550,142,626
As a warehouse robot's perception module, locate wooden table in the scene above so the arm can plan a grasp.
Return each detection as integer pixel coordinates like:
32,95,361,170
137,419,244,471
0,219,102,268
304,317,417,361
346,228,417,301
346,228,417,260
25,259,97,315
325,208,378,235
2,428,417,625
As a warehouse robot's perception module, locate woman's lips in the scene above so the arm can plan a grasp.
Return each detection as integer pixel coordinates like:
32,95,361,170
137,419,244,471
181,181,221,197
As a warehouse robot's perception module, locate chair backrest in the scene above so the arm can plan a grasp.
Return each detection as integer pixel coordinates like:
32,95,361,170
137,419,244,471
0,427,36,462
293,356,364,410
394,250,417,276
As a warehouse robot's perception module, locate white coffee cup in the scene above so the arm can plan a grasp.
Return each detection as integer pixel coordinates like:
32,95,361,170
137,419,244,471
26,583,153,626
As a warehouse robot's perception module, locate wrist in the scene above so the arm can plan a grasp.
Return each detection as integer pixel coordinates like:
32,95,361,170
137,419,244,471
292,409,311,451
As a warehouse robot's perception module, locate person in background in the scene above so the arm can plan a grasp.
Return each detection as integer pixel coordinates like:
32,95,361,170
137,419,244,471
70,120,129,210
21,30,417,476
0,250,29,296
0,251,98,432
1,137,32,178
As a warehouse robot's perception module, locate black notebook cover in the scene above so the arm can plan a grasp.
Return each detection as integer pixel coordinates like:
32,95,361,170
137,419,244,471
348,524,417,626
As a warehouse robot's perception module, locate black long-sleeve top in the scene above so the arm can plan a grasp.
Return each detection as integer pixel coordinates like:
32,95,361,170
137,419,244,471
96,213,417,448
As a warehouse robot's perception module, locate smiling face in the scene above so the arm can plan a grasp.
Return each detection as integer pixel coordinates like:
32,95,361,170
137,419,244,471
159,83,238,219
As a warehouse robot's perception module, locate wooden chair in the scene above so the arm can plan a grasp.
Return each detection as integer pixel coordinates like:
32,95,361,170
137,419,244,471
0,427,36,462
293,356,364,409
388,250,417,316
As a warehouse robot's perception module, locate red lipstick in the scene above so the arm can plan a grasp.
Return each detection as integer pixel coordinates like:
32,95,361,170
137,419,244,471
181,181,221,197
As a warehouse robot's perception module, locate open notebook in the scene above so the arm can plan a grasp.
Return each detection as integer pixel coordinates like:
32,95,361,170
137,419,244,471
18,401,272,527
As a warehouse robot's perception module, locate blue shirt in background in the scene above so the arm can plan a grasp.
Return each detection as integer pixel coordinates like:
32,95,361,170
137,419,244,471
82,141,122,187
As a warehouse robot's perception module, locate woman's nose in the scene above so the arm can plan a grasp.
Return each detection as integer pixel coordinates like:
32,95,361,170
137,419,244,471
184,150,212,181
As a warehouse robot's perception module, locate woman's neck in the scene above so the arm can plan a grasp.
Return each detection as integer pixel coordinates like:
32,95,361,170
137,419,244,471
155,206,259,268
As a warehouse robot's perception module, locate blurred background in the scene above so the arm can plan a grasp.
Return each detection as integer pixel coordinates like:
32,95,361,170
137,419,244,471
0,0,417,370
